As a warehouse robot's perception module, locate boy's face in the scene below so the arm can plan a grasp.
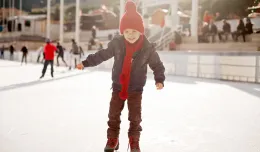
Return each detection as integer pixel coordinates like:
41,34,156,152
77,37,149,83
123,29,141,44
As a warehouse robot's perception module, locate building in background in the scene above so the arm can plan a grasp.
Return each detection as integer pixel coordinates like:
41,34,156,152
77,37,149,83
0,8,27,22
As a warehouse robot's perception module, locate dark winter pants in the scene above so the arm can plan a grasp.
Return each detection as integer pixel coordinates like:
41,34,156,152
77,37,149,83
21,54,27,64
57,54,67,66
10,52,14,60
42,60,54,76
232,31,246,42
0,52,4,59
107,91,142,140
218,32,230,42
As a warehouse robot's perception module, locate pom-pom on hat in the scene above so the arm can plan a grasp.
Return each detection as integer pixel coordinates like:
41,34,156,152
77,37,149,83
119,0,144,34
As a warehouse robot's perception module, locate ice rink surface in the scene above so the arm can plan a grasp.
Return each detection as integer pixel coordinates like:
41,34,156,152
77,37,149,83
0,60,260,152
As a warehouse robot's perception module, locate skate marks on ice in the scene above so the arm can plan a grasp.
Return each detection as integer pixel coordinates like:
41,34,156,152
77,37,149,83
0,60,95,92
0,64,22,68
0,70,91,92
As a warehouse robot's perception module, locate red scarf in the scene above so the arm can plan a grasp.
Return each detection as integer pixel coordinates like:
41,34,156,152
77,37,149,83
119,35,144,100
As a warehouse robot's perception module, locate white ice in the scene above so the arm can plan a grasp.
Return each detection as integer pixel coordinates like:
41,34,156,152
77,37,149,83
0,60,260,152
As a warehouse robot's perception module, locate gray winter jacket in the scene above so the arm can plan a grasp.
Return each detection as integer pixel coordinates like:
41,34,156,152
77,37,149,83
71,42,79,54
82,35,165,92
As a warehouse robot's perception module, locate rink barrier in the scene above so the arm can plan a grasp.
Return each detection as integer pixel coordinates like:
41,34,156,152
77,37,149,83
1,50,260,83
156,51,260,83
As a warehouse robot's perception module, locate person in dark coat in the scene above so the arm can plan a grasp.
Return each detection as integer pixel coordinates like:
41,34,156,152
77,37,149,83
56,42,68,67
233,19,246,42
218,19,231,42
9,45,15,60
206,19,218,43
76,1,165,152
0,45,4,59
21,45,28,65
245,18,253,35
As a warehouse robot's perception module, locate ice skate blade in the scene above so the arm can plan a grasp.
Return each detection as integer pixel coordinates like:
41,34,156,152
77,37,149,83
104,145,119,152
104,149,116,152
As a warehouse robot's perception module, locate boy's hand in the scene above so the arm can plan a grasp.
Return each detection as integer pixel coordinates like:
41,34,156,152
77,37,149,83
156,83,163,90
76,63,84,70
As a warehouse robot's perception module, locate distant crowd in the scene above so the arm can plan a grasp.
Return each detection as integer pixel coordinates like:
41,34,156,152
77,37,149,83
198,17,254,43
168,11,257,50
198,11,255,43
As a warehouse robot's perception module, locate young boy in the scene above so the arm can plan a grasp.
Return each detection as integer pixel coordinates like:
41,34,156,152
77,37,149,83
77,1,165,152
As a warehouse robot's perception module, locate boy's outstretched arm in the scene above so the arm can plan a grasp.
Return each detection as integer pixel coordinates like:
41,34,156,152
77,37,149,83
148,48,165,89
81,41,114,68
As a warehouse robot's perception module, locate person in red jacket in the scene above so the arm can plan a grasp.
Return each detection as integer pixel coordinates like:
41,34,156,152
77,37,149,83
40,39,57,79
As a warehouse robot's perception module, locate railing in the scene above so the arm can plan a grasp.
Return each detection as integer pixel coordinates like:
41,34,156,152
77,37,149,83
147,29,162,41
0,32,46,43
153,51,260,83
143,0,172,8
154,28,175,50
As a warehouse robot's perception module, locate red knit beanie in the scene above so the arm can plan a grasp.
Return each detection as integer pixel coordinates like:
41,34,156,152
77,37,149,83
120,1,144,34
